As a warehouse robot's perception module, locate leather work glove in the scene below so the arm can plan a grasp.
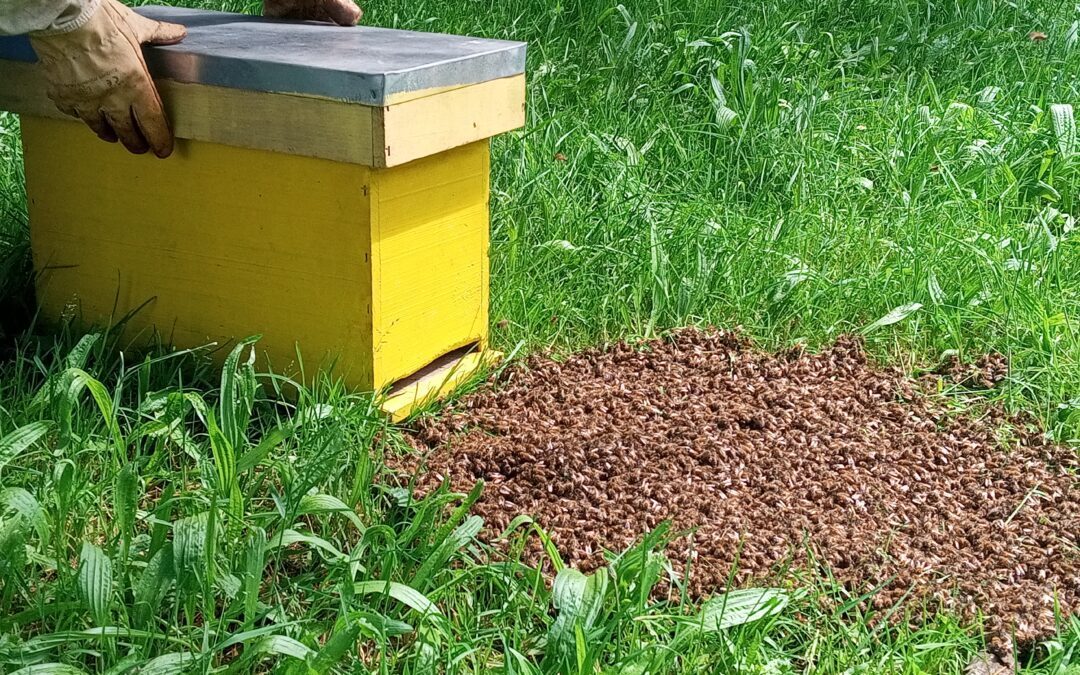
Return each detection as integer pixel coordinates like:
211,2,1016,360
263,0,363,26
29,0,187,158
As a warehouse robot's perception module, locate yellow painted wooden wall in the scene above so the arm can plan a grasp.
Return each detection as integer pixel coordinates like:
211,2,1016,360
22,116,491,394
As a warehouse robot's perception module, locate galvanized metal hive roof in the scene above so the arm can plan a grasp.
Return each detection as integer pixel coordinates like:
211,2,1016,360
0,5,526,106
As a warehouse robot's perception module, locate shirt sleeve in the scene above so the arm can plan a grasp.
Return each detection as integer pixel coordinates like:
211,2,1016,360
0,0,101,36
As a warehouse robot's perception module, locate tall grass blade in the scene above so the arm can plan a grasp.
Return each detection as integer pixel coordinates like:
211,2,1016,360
411,514,483,590
235,425,292,474
308,622,364,672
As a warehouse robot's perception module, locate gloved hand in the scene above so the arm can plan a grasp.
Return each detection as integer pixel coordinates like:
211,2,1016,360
263,0,362,26
29,0,187,158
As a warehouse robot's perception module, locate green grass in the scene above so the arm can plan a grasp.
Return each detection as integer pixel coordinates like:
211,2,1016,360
2,0,1080,671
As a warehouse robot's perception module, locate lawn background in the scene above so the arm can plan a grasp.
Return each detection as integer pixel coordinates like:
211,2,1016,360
1,0,1079,672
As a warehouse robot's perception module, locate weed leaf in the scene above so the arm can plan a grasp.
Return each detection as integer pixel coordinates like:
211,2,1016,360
862,302,923,333
134,547,175,625
927,272,946,306
1051,103,1077,159
1,487,49,541
0,516,27,578
10,665,89,675
1067,20,1080,48
548,567,608,661
64,334,101,370
219,337,260,450
78,543,112,625
348,610,414,639
205,413,237,498
271,528,346,561
67,369,123,453
253,634,314,660
242,530,266,627
298,493,365,531
691,588,789,632
137,652,198,675
173,512,209,591
353,580,441,615
0,421,50,473
114,464,138,547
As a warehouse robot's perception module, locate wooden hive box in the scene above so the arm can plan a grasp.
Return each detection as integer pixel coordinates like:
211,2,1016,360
0,7,526,419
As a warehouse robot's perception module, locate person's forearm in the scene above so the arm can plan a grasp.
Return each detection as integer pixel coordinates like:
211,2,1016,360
0,0,101,36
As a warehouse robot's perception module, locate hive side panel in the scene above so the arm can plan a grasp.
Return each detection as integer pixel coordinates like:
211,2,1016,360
369,139,491,388
22,115,375,387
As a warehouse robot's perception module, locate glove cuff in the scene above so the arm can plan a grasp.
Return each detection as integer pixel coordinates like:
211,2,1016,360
29,0,103,37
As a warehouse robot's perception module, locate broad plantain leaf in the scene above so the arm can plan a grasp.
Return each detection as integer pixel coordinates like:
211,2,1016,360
0,422,50,473
78,543,112,625
691,588,789,632
352,580,441,616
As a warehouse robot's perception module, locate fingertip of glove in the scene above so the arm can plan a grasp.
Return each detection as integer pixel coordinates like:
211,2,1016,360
332,1,363,26
150,22,187,45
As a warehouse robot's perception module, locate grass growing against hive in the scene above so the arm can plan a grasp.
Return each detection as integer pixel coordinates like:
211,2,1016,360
1,0,1080,671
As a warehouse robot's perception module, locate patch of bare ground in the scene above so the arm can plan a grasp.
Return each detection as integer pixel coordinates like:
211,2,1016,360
392,329,1080,654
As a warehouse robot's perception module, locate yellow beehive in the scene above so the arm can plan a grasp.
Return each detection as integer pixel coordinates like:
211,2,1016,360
0,6,526,418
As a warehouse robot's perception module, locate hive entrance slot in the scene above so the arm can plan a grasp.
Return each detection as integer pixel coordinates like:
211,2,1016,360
386,342,481,397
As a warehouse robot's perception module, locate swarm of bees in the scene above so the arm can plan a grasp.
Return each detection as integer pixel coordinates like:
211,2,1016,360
396,327,1080,657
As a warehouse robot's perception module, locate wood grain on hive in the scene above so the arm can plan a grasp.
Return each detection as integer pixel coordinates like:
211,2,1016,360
0,6,526,419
